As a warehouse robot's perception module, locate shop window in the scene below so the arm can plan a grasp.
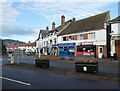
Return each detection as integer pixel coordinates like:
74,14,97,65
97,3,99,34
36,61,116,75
59,47,67,54
68,47,74,55
78,34,84,40
77,47,83,52
62,37,66,41
59,47,64,53
77,46,95,52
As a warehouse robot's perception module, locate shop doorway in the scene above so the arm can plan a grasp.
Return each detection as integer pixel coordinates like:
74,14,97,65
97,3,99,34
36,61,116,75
98,46,103,58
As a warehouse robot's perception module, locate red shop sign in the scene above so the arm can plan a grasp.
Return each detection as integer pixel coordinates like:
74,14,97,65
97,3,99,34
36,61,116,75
77,52,94,56
78,42,93,45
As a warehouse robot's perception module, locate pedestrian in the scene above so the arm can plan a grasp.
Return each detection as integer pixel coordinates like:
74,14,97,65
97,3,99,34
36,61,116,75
9,51,14,64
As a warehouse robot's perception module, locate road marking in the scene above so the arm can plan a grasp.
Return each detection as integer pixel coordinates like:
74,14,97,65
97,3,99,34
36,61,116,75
0,76,30,86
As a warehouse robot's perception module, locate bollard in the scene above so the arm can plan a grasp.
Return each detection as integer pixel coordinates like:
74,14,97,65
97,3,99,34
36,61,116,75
9,53,14,64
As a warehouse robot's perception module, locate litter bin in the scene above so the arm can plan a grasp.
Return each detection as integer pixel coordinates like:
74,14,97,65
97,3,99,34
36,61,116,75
35,59,49,68
113,53,117,61
75,61,98,73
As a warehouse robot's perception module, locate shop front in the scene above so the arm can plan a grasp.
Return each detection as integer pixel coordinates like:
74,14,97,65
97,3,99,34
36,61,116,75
50,45,58,56
77,41,96,58
57,43,76,58
43,46,49,55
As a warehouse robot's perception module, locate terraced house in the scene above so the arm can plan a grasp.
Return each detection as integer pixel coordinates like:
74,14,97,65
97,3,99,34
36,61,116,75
57,11,111,58
36,11,112,59
36,15,73,56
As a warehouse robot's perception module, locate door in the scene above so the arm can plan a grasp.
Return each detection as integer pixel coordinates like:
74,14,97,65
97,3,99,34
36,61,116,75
98,46,103,58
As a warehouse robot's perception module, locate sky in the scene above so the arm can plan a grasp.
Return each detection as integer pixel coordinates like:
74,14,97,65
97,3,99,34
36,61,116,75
0,0,119,43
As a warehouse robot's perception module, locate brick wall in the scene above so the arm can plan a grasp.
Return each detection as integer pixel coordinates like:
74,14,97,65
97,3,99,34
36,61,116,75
96,45,98,58
115,40,120,59
74,46,77,57
103,45,107,58
96,45,107,58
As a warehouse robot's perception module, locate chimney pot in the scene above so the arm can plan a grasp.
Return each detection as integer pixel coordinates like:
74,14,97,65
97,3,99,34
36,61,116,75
61,15,65,25
73,17,76,21
52,22,55,30
46,26,49,31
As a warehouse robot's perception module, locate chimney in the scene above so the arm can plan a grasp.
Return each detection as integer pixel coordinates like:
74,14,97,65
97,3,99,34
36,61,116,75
61,15,65,26
72,17,76,22
52,22,55,30
46,26,49,31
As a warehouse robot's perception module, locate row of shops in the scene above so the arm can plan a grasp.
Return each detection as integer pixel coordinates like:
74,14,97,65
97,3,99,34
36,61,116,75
36,13,120,59
39,42,106,58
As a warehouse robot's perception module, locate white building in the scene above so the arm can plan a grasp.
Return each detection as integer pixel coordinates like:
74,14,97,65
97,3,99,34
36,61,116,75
109,16,120,59
36,15,72,56
57,11,111,58
7,42,36,53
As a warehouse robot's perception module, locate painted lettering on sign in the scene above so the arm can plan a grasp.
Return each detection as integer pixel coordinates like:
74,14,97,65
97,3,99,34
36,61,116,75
77,42,93,45
57,43,76,47
77,52,94,56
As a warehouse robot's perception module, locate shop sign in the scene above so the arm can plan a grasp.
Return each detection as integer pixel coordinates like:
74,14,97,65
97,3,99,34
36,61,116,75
112,36,120,40
57,43,76,47
52,45,57,48
77,41,93,45
77,52,94,56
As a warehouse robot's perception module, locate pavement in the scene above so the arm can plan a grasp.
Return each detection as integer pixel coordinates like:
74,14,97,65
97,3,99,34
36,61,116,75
2,55,119,82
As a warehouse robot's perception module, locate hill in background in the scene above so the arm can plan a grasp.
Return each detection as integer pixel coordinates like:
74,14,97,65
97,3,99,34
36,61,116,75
2,39,25,45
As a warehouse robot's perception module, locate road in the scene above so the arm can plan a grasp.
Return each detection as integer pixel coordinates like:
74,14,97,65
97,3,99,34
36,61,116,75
2,66,118,89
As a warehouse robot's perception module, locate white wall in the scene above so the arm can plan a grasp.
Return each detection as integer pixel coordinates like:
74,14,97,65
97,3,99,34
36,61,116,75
58,29,107,45
111,23,120,34
95,29,106,45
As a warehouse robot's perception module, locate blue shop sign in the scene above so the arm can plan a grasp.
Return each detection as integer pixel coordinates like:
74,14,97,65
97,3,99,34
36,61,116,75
52,45,57,48
57,43,76,47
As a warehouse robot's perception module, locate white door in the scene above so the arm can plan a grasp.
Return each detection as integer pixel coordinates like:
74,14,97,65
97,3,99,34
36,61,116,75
98,46,103,58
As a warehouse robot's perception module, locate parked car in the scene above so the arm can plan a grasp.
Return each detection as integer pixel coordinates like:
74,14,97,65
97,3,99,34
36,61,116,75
25,49,33,56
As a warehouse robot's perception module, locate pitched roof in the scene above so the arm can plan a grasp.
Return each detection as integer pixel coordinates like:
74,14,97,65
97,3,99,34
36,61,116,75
37,30,49,40
7,42,36,49
36,19,72,40
55,19,72,32
109,16,120,24
58,11,110,36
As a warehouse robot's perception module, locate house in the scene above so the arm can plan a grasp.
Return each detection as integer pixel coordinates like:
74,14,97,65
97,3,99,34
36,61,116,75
109,16,120,59
57,11,111,58
7,42,36,53
36,15,72,56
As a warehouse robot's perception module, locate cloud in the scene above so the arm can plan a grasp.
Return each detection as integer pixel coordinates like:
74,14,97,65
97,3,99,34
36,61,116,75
0,0,119,2
0,2,20,24
2,24,37,37
17,2,112,22
1,24,39,42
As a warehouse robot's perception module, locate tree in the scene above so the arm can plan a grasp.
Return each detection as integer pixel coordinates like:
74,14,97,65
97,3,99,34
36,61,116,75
0,39,7,55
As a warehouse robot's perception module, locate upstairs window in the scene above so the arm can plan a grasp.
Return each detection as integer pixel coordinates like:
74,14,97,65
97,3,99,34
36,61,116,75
62,37,66,41
88,32,95,39
69,36,74,40
78,34,84,40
